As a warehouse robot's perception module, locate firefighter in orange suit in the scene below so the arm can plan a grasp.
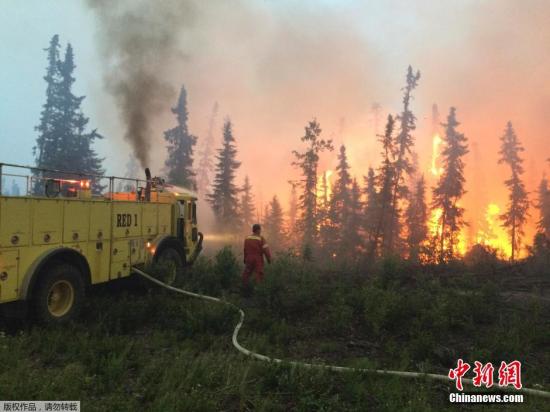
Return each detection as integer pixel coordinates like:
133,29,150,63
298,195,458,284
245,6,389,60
242,224,272,288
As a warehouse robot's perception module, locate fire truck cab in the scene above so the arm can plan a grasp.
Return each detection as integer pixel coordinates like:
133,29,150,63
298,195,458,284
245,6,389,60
0,163,203,323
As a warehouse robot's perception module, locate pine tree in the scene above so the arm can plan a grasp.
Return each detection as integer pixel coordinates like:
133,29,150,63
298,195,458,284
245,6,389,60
240,176,256,234
34,35,63,189
387,66,421,253
62,44,105,191
207,119,241,231
287,180,299,248
329,145,352,255
406,175,428,263
499,121,529,261
264,195,286,251
164,85,197,189
363,167,379,253
537,176,550,238
431,107,468,262
318,171,334,254
292,119,333,253
196,102,218,198
34,37,104,192
371,115,397,257
341,178,363,258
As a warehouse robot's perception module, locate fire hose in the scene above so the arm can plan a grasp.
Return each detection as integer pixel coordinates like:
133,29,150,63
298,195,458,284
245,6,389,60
132,267,550,399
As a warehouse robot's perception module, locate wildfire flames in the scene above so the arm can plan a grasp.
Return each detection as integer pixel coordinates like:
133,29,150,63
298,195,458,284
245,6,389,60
475,203,513,258
427,134,468,258
430,133,444,177
428,133,514,259
316,170,334,201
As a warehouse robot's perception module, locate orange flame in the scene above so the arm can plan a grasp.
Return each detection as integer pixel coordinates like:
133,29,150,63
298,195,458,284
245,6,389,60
475,202,513,258
431,133,444,177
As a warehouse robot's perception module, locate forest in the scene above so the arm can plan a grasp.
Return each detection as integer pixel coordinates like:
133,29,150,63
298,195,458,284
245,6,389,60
1,2,549,409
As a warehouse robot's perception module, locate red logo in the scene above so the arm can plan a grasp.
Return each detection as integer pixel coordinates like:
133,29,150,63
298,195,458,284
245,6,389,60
448,358,470,391
449,360,522,391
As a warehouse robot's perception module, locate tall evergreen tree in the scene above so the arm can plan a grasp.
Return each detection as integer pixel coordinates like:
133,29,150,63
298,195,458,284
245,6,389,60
292,119,333,253
498,122,529,261
406,175,428,263
318,171,333,254
287,180,299,248
164,85,197,189
34,35,62,185
537,176,550,238
33,35,105,192
387,66,421,253
328,145,352,254
431,107,468,262
196,102,218,197
207,119,241,231
341,178,363,258
371,115,397,257
240,176,256,233
363,167,379,253
264,195,286,251
34,37,104,192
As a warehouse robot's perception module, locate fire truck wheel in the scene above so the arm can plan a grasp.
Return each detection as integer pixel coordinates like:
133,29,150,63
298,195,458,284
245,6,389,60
33,263,85,324
156,247,184,286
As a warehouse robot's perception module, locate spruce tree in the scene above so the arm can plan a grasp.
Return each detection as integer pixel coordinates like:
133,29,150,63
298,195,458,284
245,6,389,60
537,176,550,238
498,122,529,261
431,108,468,262
34,35,62,188
387,66,421,253
164,85,197,189
240,176,256,233
318,171,334,255
196,102,218,197
207,119,241,231
264,195,286,251
363,167,379,254
34,37,104,192
329,145,352,255
341,178,363,258
287,180,299,248
292,119,333,253
406,175,428,263
372,115,397,257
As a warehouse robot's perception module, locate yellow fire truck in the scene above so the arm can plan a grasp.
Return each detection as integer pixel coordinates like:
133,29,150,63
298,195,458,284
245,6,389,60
0,163,203,323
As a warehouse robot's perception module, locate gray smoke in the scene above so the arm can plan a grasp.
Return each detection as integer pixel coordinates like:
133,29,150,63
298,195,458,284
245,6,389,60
85,0,195,168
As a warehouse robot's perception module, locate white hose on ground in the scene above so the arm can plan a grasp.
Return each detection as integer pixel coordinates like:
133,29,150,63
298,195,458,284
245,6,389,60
132,267,550,399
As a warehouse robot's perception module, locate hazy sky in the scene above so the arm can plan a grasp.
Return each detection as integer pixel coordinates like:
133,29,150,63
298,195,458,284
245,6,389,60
1,0,550,240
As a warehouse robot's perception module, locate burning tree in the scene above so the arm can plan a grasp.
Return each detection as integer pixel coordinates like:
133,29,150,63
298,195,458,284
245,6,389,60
498,122,529,261
363,167,379,255
207,119,242,231
341,178,363,258
164,85,197,190
370,115,397,258
292,119,333,255
431,107,468,262
406,175,428,263
387,66,421,253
